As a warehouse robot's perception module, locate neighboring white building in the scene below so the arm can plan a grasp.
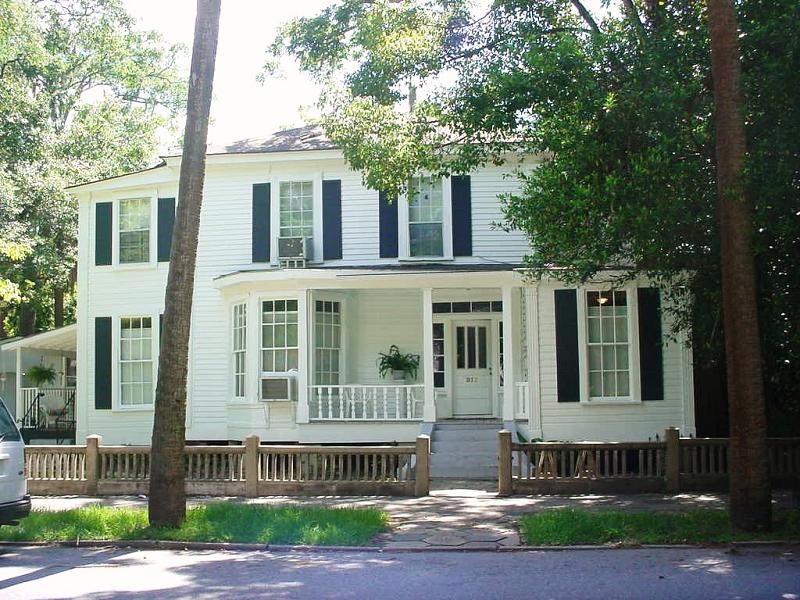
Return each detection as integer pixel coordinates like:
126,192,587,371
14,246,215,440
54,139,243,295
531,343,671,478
19,126,694,454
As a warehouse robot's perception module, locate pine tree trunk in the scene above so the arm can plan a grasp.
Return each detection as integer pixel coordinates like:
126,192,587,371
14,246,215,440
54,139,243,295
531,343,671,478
707,0,771,531
148,0,221,528
54,289,64,328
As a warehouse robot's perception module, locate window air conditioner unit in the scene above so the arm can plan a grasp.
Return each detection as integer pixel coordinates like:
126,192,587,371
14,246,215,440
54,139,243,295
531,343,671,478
260,376,295,402
277,236,313,261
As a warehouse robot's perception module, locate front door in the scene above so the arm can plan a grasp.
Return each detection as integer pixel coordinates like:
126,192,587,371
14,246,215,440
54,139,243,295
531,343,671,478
452,320,493,416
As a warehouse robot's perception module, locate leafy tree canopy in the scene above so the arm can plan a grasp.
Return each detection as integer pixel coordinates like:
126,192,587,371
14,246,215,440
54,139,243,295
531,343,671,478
269,0,800,427
0,0,187,334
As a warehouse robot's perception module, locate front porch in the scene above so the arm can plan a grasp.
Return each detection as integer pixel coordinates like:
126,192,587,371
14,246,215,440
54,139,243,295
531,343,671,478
217,268,538,442
1,324,78,444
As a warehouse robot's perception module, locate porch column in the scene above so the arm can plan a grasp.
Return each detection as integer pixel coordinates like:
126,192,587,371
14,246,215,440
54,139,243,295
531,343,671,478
15,347,22,421
526,286,543,437
501,286,520,423
422,288,436,422
296,290,310,424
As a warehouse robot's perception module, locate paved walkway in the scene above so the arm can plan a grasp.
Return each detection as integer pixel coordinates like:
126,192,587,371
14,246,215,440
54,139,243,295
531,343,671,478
31,484,795,551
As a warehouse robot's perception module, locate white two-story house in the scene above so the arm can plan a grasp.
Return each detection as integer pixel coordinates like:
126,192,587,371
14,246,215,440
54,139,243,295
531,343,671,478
50,125,694,474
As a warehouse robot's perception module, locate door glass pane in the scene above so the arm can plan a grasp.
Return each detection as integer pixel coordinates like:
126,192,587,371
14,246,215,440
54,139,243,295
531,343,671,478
456,326,465,369
467,326,476,369
478,327,487,369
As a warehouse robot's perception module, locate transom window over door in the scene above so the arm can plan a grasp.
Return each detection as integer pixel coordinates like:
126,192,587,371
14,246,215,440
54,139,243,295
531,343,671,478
119,198,150,263
408,176,443,257
586,290,630,399
120,317,153,407
261,300,299,373
314,300,341,385
279,181,313,238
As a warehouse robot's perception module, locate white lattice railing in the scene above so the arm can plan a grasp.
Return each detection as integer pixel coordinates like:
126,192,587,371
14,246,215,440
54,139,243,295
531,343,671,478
309,384,425,421
514,382,529,420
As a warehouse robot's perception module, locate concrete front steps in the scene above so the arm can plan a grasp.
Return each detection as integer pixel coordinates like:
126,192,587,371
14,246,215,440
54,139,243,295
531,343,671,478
429,420,502,480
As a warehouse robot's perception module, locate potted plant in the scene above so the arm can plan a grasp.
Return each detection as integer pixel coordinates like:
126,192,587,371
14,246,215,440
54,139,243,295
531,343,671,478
377,345,420,382
26,364,57,388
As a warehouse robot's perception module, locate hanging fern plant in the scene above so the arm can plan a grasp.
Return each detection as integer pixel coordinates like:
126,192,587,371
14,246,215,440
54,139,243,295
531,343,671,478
26,364,57,387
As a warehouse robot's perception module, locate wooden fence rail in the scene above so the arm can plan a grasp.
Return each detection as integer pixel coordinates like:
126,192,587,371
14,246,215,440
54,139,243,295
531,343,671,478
26,434,430,497
499,428,800,495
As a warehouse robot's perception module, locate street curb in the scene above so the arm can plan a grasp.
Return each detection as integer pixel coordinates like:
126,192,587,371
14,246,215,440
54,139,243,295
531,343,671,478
0,539,797,553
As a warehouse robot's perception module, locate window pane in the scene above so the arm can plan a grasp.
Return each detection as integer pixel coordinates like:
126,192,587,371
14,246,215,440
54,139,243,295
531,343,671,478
119,199,150,264
617,372,630,396
409,223,443,257
456,327,465,369
279,180,313,238
467,327,476,369
478,327,487,368
586,290,631,398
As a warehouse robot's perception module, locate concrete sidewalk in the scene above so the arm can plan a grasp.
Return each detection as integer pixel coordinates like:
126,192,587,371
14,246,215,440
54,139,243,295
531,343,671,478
31,484,794,551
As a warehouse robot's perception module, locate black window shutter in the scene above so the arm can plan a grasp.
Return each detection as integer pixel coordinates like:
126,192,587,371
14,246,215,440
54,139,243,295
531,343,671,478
252,183,271,262
378,190,398,258
94,317,112,410
322,179,342,260
638,287,664,401
159,313,164,342
555,289,580,402
451,175,472,256
95,202,113,266
157,197,176,262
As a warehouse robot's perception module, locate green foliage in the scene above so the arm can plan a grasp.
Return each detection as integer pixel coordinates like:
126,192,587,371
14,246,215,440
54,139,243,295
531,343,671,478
377,344,421,379
270,0,800,426
0,504,390,545
519,507,800,545
0,0,187,335
26,364,57,387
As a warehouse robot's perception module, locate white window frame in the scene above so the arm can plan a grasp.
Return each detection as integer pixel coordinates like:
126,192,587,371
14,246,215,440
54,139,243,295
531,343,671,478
113,193,157,268
116,315,157,411
399,175,453,261
232,302,247,399
576,285,642,405
271,174,322,264
312,295,346,386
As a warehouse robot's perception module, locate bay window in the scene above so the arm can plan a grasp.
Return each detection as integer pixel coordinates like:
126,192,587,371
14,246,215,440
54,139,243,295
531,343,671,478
314,300,341,385
261,299,299,373
232,303,247,398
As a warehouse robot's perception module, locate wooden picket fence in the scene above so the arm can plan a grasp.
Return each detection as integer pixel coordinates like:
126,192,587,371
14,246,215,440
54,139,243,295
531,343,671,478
498,429,800,495
26,434,431,497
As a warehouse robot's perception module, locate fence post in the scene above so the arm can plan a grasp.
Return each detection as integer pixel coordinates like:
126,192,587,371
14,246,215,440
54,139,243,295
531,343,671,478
245,435,260,498
415,435,430,497
85,434,102,495
665,427,680,493
498,429,512,496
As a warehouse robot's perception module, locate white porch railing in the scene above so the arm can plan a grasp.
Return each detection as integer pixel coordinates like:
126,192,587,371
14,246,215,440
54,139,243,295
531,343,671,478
309,384,425,421
19,387,76,430
515,382,529,420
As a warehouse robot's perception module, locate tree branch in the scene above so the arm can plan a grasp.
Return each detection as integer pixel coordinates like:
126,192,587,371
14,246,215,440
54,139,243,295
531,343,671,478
570,0,601,35
621,0,647,40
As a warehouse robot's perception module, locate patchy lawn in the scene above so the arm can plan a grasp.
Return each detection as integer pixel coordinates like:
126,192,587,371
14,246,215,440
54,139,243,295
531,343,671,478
0,503,389,546
519,508,800,546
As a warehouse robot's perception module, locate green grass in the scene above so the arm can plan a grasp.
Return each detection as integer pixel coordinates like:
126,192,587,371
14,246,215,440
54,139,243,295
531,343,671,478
0,503,390,546
519,508,800,546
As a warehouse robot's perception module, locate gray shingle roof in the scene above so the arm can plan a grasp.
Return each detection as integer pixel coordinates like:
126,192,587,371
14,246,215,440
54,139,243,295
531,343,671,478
204,124,335,155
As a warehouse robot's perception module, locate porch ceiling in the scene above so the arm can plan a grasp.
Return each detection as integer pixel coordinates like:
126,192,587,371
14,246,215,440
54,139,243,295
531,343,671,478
1,324,77,353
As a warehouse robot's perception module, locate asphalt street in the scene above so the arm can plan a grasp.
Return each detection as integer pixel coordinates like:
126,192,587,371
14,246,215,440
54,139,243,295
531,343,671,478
0,545,798,599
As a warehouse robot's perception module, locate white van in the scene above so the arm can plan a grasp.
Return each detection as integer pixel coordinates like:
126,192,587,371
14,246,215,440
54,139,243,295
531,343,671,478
0,396,30,525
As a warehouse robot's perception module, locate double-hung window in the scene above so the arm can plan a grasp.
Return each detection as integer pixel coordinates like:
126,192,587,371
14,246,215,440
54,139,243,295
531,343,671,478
586,290,631,399
314,300,341,385
119,198,150,263
232,303,247,398
261,300,299,373
279,181,313,239
120,317,153,407
408,176,444,257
